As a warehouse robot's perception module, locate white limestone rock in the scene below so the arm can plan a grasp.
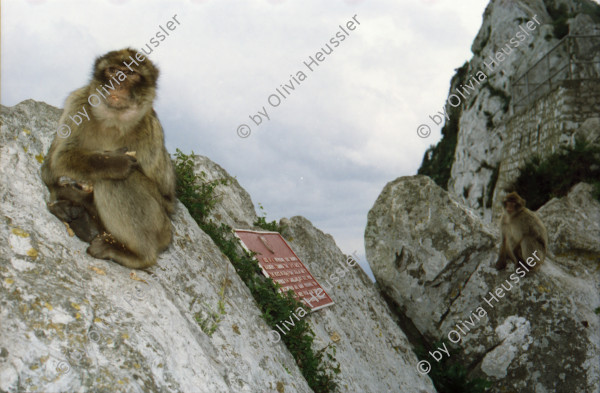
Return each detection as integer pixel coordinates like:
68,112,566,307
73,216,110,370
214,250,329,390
365,175,600,392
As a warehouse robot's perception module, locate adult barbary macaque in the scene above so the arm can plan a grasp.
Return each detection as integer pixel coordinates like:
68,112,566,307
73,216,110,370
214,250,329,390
495,192,548,272
42,48,176,269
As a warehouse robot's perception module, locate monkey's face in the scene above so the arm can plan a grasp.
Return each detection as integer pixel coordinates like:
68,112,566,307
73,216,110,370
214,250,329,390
103,66,142,109
503,193,524,215
504,199,517,214
92,48,159,112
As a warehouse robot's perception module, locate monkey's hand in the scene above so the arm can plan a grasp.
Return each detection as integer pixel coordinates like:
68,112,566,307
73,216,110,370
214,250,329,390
88,148,138,180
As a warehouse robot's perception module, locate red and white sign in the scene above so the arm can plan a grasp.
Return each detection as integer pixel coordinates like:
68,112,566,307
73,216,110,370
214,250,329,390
234,229,334,311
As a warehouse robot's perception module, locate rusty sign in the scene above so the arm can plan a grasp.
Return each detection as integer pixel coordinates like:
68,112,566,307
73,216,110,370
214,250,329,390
234,229,334,310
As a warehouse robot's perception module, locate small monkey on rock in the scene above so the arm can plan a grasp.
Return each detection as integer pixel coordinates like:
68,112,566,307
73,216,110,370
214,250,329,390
495,192,548,272
42,48,176,269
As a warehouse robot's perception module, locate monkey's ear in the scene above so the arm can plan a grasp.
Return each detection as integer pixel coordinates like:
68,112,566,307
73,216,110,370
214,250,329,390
92,56,105,81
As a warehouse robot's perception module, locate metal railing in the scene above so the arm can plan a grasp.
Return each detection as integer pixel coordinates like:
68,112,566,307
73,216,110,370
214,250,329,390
511,35,600,112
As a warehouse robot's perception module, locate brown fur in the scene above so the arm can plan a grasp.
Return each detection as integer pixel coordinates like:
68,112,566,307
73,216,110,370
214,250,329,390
495,192,548,272
41,48,175,269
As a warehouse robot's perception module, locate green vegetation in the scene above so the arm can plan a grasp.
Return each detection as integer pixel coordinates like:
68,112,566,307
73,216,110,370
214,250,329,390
415,340,492,393
581,0,600,21
174,149,230,222
418,62,468,189
544,0,600,39
195,266,229,337
546,2,570,39
254,203,286,233
174,149,340,392
510,138,600,210
195,299,226,337
472,26,491,57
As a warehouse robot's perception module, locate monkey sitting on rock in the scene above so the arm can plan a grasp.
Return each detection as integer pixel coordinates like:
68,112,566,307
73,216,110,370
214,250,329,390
495,191,548,272
42,48,176,269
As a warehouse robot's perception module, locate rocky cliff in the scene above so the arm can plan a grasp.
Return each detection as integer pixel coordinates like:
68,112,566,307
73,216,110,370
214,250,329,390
419,0,600,219
365,175,600,392
368,2,600,391
0,100,435,392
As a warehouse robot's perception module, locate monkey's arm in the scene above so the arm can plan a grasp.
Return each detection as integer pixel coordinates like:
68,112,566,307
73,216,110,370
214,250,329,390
47,141,138,184
159,162,177,215
44,88,138,184
495,216,514,269
152,151,176,215
522,212,548,249
135,116,176,214
495,235,509,270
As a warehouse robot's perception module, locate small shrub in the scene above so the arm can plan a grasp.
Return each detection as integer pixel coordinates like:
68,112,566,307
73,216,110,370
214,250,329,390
415,340,492,393
472,26,491,57
581,1,600,22
552,17,569,39
418,62,468,189
544,1,569,39
195,266,229,337
510,138,600,210
254,203,286,233
174,150,340,392
174,149,229,222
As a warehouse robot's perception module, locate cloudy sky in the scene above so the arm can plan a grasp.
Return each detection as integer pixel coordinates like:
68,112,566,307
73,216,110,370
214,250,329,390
2,0,490,280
